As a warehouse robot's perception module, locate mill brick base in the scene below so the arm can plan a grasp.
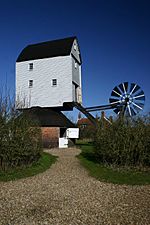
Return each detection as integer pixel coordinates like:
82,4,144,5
41,127,59,148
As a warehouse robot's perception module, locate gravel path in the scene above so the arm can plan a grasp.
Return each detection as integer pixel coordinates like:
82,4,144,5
0,148,150,225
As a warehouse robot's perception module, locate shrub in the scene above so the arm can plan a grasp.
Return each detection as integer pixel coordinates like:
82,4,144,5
94,115,150,169
79,125,96,140
0,95,42,171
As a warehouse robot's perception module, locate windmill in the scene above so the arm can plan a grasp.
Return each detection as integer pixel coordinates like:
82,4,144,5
74,82,145,127
109,82,145,117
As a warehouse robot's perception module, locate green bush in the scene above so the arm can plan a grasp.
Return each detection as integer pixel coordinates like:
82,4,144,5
94,116,150,169
79,125,96,140
0,96,42,171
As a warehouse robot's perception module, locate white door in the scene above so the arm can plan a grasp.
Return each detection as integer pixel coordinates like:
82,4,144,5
59,137,68,148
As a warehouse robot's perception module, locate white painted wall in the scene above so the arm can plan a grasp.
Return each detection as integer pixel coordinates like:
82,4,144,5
72,58,82,104
66,128,79,138
72,57,80,85
16,56,73,108
59,137,68,148
71,39,82,104
71,39,81,64
16,38,82,109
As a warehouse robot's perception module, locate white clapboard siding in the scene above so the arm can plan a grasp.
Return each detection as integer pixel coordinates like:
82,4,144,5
16,37,82,109
16,56,73,108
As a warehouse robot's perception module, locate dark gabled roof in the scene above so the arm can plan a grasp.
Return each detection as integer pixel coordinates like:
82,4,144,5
16,36,77,62
24,107,76,128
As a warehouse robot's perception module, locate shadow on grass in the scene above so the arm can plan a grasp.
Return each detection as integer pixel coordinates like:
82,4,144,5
79,151,98,163
76,141,99,164
76,141,94,147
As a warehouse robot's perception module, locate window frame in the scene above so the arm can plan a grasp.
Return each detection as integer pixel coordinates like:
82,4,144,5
74,60,77,69
74,43,77,51
29,63,33,71
52,79,57,87
29,80,33,88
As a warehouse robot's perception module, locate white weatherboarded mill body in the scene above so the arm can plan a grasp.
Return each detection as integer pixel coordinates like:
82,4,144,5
16,37,82,110
16,37,82,148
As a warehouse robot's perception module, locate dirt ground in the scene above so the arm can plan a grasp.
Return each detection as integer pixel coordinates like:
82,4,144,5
0,148,149,225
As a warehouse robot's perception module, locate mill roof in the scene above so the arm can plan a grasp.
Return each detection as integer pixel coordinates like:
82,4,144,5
16,36,80,62
24,108,76,128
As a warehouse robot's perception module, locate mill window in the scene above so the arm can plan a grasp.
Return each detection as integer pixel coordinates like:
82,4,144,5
29,80,33,88
52,79,57,86
74,61,77,69
29,63,33,70
74,43,77,51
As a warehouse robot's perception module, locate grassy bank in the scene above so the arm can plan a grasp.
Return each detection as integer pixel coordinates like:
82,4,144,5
77,142,150,185
0,152,57,182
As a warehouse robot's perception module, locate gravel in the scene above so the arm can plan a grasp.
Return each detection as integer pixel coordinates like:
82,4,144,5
0,147,150,225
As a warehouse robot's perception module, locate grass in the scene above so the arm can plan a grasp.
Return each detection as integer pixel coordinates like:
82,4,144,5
77,141,150,185
0,152,57,182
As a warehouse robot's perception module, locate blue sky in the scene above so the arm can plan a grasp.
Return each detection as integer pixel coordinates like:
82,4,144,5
0,0,150,119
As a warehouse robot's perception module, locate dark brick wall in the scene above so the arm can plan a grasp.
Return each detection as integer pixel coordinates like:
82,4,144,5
41,127,60,148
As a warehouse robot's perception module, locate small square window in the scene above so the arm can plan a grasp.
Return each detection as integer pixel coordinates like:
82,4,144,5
74,43,77,51
74,61,77,69
29,80,33,88
52,79,57,86
29,63,33,70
